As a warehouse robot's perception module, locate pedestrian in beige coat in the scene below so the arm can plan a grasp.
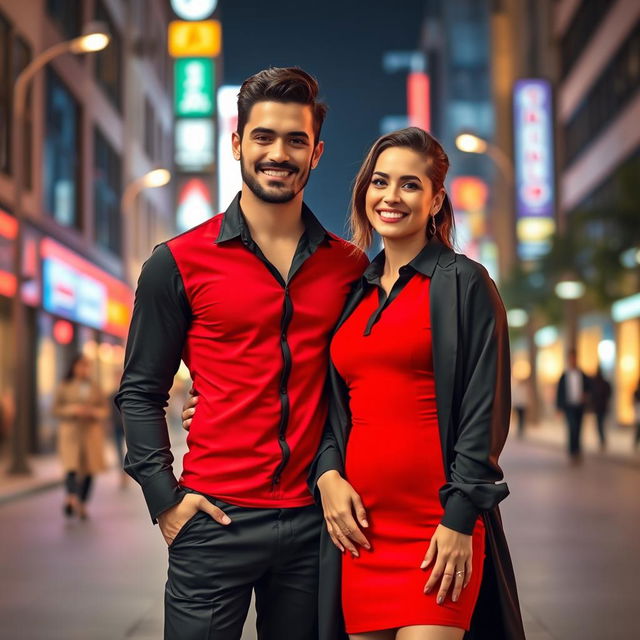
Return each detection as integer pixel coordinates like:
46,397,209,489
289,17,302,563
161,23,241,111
53,354,108,519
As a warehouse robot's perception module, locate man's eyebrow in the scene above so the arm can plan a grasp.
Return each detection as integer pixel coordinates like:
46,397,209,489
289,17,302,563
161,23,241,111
250,127,310,139
372,171,423,182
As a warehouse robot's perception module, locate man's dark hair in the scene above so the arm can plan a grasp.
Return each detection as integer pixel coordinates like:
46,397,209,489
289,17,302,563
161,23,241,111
236,67,327,143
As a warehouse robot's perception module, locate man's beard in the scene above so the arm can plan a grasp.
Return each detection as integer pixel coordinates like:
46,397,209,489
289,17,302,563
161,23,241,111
240,156,312,204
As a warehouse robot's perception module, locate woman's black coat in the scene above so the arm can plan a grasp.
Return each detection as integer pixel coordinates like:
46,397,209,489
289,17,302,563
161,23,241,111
308,240,526,640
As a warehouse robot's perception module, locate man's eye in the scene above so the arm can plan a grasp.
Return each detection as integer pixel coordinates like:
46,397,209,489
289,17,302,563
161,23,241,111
290,138,306,145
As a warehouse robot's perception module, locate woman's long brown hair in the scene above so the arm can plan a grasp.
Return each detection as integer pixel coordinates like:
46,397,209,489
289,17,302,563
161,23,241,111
349,127,455,251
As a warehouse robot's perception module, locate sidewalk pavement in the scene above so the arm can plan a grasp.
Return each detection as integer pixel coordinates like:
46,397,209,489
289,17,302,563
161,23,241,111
522,412,639,467
1,414,637,505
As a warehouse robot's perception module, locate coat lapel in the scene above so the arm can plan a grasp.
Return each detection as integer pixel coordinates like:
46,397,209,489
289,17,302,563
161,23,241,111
430,249,458,476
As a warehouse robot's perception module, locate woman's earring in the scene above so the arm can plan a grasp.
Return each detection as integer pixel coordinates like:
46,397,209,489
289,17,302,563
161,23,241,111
430,213,437,237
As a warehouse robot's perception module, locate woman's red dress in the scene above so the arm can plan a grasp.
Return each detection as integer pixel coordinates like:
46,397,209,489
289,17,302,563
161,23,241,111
330,273,485,633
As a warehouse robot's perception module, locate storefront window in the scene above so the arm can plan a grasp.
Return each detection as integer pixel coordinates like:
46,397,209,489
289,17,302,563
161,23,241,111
94,127,122,256
44,68,81,229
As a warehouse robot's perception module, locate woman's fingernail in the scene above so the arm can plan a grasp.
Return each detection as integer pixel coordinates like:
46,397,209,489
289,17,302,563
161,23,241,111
362,520,369,527
425,586,432,593
221,515,231,524
453,595,458,602
420,561,427,569
437,596,443,605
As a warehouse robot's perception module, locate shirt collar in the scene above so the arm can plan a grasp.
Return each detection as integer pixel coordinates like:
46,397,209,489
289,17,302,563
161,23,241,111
216,192,330,247
362,237,445,286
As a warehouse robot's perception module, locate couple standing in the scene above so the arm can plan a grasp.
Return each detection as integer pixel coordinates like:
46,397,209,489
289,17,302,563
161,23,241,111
116,67,525,640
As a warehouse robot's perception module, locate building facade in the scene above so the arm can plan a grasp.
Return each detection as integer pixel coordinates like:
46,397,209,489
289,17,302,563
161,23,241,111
0,0,176,456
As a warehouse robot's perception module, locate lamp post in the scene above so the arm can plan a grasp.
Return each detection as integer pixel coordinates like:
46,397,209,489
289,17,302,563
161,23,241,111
8,23,110,475
555,277,586,355
120,168,171,282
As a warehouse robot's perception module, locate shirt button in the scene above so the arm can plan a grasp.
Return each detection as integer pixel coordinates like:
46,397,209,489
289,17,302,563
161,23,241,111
280,388,287,395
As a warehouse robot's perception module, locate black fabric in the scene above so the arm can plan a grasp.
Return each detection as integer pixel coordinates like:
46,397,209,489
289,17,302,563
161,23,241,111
65,472,93,502
556,370,591,410
114,243,191,523
308,239,525,640
164,492,322,640
564,406,584,455
361,241,443,336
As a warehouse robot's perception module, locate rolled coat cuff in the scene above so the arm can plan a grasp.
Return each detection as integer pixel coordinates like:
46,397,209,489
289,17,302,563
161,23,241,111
440,491,482,534
140,470,187,524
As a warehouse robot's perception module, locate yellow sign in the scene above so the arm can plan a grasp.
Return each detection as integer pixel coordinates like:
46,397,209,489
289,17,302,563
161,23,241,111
168,20,221,57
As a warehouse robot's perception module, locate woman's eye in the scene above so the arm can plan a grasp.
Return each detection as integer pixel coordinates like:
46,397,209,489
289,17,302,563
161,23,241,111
371,178,386,186
403,182,419,190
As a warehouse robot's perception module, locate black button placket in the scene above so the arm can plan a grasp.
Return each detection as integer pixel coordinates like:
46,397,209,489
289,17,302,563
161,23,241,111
239,229,322,489
363,266,415,336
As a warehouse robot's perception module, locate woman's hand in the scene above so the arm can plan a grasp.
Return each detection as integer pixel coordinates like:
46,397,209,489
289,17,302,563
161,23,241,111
317,470,370,556
421,524,473,604
182,388,198,431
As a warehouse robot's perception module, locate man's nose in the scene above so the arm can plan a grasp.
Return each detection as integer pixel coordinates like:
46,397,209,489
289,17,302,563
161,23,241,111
268,140,289,164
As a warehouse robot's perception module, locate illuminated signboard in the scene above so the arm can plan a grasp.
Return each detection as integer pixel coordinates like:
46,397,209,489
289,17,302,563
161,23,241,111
171,0,218,20
217,85,242,209
168,20,221,58
41,238,133,338
407,72,430,131
0,208,17,297
175,118,215,170
175,58,214,117
513,79,556,260
176,178,215,232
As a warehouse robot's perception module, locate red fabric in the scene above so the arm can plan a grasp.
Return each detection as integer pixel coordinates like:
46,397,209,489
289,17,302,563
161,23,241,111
167,213,367,508
331,274,485,633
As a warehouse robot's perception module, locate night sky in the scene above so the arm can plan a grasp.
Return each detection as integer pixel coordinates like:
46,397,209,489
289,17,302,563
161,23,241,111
218,0,426,236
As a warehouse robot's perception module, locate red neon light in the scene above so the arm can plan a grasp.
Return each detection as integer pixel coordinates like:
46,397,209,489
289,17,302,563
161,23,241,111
0,209,18,240
0,272,16,297
407,72,430,131
53,319,74,345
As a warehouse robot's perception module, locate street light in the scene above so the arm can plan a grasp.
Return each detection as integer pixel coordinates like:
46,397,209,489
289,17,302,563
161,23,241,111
455,131,514,185
121,168,172,217
8,23,110,475
555,276,585,354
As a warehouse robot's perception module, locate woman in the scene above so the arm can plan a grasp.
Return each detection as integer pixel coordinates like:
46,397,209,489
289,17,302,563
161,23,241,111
309,128,524,640
53,354,108,519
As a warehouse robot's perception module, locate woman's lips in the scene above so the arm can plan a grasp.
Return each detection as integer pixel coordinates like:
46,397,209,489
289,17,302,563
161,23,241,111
377,209,408,223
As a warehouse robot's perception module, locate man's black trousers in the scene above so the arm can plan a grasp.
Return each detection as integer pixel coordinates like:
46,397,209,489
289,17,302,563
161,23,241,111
164,492,322,640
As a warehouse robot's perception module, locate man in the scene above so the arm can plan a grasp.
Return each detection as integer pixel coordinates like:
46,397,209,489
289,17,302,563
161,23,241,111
556,348,591,463
115,67,367,639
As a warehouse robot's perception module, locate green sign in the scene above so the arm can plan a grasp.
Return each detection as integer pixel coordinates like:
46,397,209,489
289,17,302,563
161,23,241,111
174,58,214,117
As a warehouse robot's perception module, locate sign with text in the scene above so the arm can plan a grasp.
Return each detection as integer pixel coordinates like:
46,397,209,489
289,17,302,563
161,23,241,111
175,58,214,117
168,20,221,57
513,78,556,260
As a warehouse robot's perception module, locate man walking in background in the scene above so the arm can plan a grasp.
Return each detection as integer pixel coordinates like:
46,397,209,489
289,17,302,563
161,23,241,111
556,349,591,464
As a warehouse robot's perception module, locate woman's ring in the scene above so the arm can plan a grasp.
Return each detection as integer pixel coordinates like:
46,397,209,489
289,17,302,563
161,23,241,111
456,570,465,577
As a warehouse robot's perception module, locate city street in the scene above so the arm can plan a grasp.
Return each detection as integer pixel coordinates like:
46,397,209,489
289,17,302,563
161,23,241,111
1,435,638,640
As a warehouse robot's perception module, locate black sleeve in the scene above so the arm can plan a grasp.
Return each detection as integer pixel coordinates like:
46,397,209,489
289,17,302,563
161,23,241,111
307,366,347,503
439,265,511,534
114,243,191,523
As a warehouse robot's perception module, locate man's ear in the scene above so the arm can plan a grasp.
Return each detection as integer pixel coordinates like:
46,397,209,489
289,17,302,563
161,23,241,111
311,140,324,169
231,131,241,161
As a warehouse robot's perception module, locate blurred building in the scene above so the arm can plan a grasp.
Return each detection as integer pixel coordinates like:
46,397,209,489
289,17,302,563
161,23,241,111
555,0,640,426
420,0,499,280
0,0,176,455
492,0,640,426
